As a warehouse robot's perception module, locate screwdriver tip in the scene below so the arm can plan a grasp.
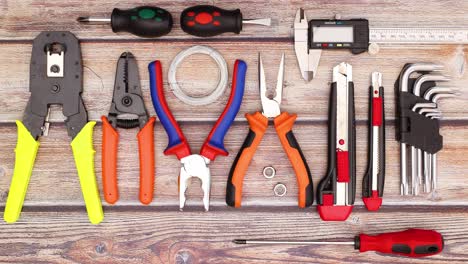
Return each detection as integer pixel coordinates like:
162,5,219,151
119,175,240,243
77,17,88,22
76,17,111,23
232,239,246,244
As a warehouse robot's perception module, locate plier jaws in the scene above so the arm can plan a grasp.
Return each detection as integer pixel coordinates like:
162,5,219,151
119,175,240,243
179,154,211,211
259,53,283,118
107,52,150,129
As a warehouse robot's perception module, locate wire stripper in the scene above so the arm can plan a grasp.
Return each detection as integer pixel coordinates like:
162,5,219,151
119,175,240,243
101,52,155,205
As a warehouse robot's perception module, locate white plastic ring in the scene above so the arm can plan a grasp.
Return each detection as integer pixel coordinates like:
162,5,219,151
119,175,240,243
168,45,228,106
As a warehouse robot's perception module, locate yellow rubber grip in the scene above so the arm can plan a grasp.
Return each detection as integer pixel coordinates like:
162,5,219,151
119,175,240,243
71,121,104,224
4,121,40,223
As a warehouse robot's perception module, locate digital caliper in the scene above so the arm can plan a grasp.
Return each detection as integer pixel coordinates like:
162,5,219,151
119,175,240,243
294,8,468,81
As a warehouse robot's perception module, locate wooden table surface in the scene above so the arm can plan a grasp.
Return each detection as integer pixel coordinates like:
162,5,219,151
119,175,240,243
0,1,467,263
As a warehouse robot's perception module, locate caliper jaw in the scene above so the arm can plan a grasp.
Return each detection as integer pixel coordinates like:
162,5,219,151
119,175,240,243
294,8,321,82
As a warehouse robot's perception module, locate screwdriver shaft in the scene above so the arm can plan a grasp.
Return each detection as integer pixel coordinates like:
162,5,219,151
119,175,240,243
243,18,271,26
77,17,111,23
233,239,354,245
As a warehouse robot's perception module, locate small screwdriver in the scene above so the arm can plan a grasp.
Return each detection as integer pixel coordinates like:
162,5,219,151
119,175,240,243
233,229,444,258
77,6,173,38
180,5,271,37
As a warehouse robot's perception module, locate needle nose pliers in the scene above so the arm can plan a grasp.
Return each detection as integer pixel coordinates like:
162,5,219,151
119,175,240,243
226,53,313,208
101,52,155,205
148,59,247,211
4,31,103,224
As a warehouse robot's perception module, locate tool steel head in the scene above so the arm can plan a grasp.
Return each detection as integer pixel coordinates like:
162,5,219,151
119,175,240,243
294,9,320,81
412,102,437,112
259,53,283,118
399,63,444,92
107,52,149,129
179,154,211,211
423,87,457,100
413,74,450,96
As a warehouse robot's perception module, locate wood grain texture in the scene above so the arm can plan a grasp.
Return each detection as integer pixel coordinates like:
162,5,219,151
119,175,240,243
0,42,467,122
0,0,467,40
0,0,467,263
0,209,467,264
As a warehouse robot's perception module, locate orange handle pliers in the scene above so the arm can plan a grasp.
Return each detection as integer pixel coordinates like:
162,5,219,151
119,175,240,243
102,52,155,205
226,54,313,208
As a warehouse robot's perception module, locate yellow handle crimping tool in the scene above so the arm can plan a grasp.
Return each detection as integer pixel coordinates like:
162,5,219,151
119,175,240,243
3,31,104,224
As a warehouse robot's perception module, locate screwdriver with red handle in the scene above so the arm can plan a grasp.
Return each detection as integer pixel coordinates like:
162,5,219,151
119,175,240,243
233,229,444,258
180,5,271,37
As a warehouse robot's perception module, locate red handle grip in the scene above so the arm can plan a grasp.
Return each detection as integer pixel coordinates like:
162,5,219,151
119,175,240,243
101,116,119,204
137,117,156,205
180,5,242,37
359,229,443,258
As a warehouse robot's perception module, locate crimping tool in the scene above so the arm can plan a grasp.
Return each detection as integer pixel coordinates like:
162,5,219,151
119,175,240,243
101,52,155,205
4,31,103,224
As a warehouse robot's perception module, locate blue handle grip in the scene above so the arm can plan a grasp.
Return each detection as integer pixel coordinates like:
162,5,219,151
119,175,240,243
149,61,190,159
201,60,247,160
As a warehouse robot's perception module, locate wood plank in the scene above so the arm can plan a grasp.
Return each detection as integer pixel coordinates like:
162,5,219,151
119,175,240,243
0,209,466,263
0,42,466,123
0,122,466,206
0,1,466,263
0,0,467,40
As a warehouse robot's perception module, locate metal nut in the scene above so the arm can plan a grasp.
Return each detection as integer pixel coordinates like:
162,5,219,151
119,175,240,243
263,166,276,179
273,183,287,197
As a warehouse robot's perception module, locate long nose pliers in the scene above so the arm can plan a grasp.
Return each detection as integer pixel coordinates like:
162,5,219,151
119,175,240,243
226,53,313,208
101,52,155,205
148,59,247,211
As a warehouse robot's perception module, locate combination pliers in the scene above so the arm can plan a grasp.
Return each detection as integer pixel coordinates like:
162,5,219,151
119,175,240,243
101,52,155,205
4,32,103,224
148,59,247,211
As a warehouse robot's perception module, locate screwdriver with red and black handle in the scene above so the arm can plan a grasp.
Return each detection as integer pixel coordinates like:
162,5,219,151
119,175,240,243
180,5,271,37
77,6,173,37
233,229,444,258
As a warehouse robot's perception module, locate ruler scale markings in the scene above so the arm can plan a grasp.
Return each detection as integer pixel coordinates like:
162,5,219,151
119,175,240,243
370,28,468,44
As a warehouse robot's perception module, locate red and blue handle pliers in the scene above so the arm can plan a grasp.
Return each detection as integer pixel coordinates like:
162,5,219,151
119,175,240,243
148,59,247,211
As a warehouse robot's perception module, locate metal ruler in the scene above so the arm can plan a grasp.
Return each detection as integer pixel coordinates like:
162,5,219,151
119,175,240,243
370,28,468,44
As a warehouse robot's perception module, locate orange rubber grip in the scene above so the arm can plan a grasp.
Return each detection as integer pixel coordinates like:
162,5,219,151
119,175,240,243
226,112,268,207
274,112,313,208
101,116,119,204
137,117,156,205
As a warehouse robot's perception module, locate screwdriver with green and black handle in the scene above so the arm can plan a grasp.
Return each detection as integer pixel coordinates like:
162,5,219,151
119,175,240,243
77,6,173,38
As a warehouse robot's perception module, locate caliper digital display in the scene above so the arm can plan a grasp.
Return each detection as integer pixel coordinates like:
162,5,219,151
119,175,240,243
312,26,354,42
309,19,369,54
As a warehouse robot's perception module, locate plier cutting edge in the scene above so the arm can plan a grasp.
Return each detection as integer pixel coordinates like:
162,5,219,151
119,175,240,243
101,52,155,205
148,59,247,211
226,53,313,208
